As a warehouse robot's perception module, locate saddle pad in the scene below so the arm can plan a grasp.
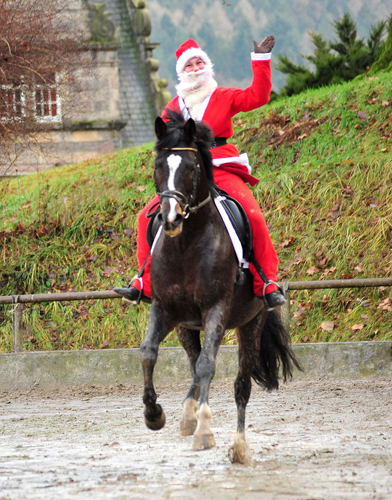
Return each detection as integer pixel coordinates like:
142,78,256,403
214,196,250,267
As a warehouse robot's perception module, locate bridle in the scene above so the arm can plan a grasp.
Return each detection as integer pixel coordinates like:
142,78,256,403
156,146,211,219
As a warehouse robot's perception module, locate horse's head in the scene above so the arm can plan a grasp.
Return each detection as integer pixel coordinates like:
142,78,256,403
153,112,214,237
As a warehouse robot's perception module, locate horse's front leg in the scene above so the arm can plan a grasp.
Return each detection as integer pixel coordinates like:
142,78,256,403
176,326,201,436
193,304,227,450
140,302,175,431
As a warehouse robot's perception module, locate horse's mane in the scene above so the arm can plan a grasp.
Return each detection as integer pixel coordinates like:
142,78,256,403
155,110,215,185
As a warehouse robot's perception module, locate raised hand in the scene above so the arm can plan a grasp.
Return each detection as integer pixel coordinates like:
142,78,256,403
253,35,275,53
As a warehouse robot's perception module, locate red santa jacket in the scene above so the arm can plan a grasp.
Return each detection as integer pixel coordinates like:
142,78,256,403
161,53,272,186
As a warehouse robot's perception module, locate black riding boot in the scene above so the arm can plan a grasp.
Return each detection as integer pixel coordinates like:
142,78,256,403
264,291,286,308
114,286,151,304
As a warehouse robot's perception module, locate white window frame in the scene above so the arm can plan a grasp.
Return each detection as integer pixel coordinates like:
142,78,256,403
34,73,62,124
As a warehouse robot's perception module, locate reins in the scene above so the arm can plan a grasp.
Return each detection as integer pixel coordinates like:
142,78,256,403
157,146,211,218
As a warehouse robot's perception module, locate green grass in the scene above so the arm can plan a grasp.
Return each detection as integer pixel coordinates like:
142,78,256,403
1,71,391,352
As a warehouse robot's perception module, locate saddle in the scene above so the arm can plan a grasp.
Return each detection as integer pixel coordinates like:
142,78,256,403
146,185,253,264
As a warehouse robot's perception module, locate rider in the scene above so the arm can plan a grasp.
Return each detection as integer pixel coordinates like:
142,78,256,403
115,36,285,308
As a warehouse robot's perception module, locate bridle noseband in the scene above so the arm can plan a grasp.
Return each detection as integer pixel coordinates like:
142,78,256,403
157,147,211,218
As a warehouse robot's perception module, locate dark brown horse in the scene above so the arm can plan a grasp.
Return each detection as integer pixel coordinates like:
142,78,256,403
140,111,299,464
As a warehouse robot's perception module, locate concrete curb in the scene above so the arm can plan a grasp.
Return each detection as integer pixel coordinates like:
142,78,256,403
0,342,391,390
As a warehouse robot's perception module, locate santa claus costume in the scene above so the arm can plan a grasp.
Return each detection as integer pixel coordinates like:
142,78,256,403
115,38,285,307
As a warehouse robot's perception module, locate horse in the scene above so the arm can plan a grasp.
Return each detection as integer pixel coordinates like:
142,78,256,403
139,110,300,464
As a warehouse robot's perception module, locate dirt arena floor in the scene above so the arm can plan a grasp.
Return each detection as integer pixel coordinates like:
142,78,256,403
0,375,391,500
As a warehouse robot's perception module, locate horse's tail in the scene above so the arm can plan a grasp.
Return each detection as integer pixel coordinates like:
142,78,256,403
252,309,302,391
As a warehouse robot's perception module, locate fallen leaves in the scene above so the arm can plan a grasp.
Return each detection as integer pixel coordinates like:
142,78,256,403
328,201,341,221
315,251,330,269
256,111,327,147
123,228,134,238
320,267,337,279
321,321,334,333
357,111,369,121
351,324,364,331
293,307,307,318
306,266,320,275
291,256,304,266
378,298,392,311
103,266,118,277
280,237,295,248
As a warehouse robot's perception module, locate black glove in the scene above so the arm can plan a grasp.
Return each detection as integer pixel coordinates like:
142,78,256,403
253,35,275,53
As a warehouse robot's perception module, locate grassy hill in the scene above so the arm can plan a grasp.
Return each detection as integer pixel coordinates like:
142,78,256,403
0,70,391,352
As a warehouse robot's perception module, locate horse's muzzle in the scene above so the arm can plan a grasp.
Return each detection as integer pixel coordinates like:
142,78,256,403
158,204,184,237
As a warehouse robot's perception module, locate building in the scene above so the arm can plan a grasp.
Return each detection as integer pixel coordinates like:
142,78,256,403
2,0,170,174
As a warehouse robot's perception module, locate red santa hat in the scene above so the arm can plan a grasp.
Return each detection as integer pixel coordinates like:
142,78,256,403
175,39,213,76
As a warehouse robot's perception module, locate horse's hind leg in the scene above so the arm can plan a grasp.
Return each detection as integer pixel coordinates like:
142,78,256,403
140,302,175,431
177,326,201,436
228,311,266,465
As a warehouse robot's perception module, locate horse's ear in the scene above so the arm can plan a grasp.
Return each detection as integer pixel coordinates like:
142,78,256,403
155,117,167,139
184,118,197,141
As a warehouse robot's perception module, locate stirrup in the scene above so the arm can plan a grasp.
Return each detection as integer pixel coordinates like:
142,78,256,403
262,280,285,311
125,275,144,304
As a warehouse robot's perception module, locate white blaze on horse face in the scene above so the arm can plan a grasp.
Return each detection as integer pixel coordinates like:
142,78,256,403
167,154,182,222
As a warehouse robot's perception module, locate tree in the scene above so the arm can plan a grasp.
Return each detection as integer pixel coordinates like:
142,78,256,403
0,0,90,176
369,14,392,74
275,12,387,97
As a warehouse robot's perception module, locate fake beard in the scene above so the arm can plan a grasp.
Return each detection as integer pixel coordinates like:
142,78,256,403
176,65,217,99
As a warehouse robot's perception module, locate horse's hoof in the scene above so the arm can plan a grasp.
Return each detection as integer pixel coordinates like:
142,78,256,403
228,433,252,465
144,404,166,431
179,417,197,436
180,398,198,436
193,433,215,450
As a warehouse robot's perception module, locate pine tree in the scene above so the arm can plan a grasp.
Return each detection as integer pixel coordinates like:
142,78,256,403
369,14,392,74
276,12,387,97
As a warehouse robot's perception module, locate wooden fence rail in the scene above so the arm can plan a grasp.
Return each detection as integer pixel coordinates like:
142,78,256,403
1,277,392,353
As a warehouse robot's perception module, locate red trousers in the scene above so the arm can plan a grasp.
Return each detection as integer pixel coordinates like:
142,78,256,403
134,168,278,297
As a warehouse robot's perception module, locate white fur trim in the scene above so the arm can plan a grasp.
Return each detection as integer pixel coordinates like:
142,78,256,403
195,93,212,121
176,47,212,76
212,153,252,174
179,98,191,121
251,52,272,61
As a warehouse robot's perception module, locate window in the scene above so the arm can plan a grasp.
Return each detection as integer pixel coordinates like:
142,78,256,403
0,74,62,123
34,73,62,123
0,84,26,120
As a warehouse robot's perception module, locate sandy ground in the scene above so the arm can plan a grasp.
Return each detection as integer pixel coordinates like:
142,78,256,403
0,376,391,500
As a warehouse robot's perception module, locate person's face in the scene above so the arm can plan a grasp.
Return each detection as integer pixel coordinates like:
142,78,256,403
184,57,205,73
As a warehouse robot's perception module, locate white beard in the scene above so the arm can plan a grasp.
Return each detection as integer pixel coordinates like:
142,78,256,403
176,65,218,120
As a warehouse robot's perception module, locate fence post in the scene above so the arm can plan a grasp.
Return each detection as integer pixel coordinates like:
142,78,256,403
281,281,291,333
13,302,25,353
